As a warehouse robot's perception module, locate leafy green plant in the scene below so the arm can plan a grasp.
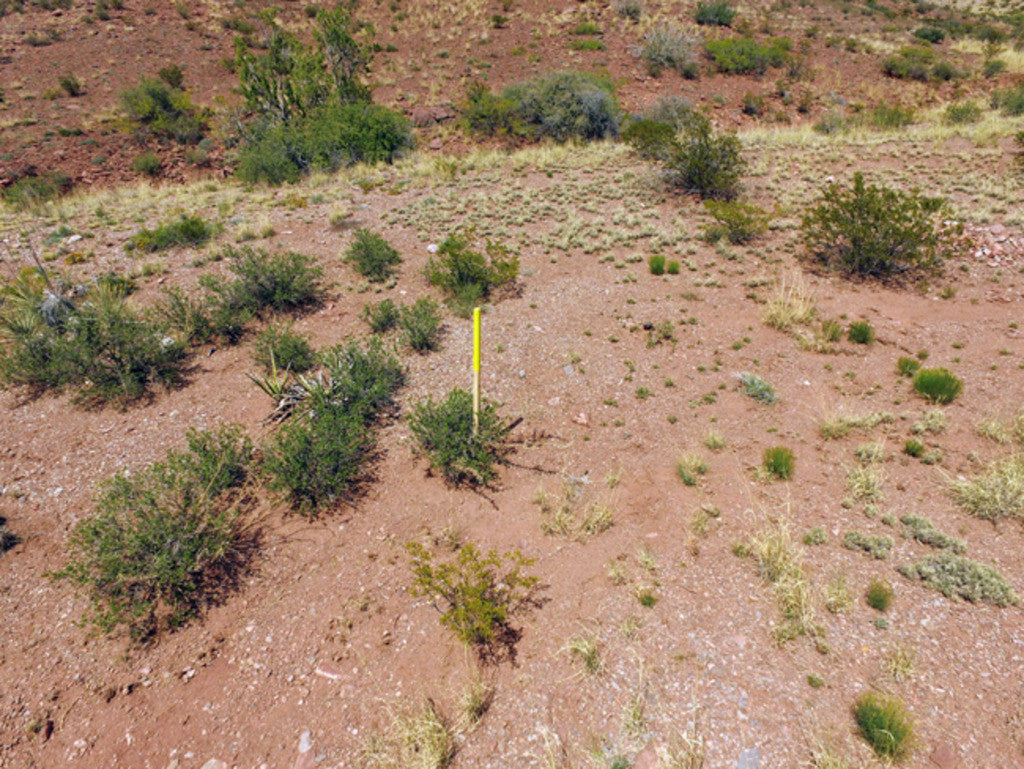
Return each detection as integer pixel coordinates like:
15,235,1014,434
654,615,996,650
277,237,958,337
252,323,316,373
803,527,827,546
912,367,961,403
865,576,893,611
695,0,735,26
345,229,401,283
847,321,874,344
121,75,208,144
704,36,791,75
702,199,769,243
853,692,915,762
400,297,442,352
882,46,950,81
913,26,945,44
898,554,1019,606
843,531,893,559
425,231,518,316
904,439,925,457
992,83,1024,116
407,542,538,649
896,356,920,377
408,388,510,486
944,101,982,124
640,25,699,77
127,215,213,252
131,151,163,177
738,372,775,403
648,254,666,275
802,173,962,280
763,446,795,480
363,297,400,333
52,425,253,638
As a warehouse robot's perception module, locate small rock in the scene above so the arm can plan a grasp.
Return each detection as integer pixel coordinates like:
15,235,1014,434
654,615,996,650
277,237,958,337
572,412,590,427
633,744,659,769
428,138,443,150
298,731,313,753
200,760,228,769
737,747,760,769
427,244,439,254
929,743,959,769
517,370,526,378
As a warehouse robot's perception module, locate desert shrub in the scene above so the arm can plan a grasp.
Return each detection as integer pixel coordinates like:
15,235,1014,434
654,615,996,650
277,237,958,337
900,514,966,553
867,103,915,129
865,576,894,611
803,527,827,545
702,199,769,243
912,367,961,403
157,63,185,89
0,274,185,404
944,100,982,124
121,76,207,144
153,286,213,345
127,215,213,252
363,298,400,333
695,0,735,26
802,172,961,280
568,38,605,51
853,693,915,762
236,102,413,185
666,260,680,274
676,451,708,485
345,229,401,283
648,255,666,275
2,171,72,209
425,231,518,316
463,71,620,142
623,112,745,200
407,542,538,648
883,46,934,80
843,531,893,559
763,446,795,480
896,356,920,377
262,401,371,514
640,25,699,77
899,554,1019,606
913,26,945,43
131,151,163,177
252,323,316,373
408,388,510,486
52,424,253,637
704,36,791,75
58,72,82,96
904,438,925,457
983,58,1006,78
201,246,323,340
949,455,1024,522
931,60,961,81
738,372,775,403
614,0,642,21
847,321,874,344
992,83,1024,116
400,297,442,352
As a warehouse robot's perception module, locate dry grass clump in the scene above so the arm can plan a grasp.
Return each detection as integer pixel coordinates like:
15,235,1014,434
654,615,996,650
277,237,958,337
949,455,1024,522
534,474,615,539
749,519,824,645
820,411,894,439
362,699,455,769
846,465,885,502
885,643,917,682
563,633,602,675
825,573,854,613
762,273,816,331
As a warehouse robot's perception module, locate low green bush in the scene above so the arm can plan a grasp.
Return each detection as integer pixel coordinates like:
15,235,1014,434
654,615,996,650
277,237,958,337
802,173,961,280
738,372,775,403
400,297,443,352
127,215,213,252
407,542,538,648
131,151,163,177
912,367,961,404
704,36,791,75
153,286,213,345
943,101,982,124
425,231,518,317
899,553,1019,606
843,531,893,559
763,446,795,480
2,171,72,209
252,323,316,373
867,103,915,129
702,199,769,243
853,692,915,762
648,255,666,275
52,425,253,638
0,517,18,555
848,321,874,344
865,576,893,611
695,0,735,26
463,71,620,142
409,388,511,486
904,439,925,457
913,26,945,43
121,76,208,144
896,356,920,377
345,229,401,283
992,83,1024,116
882,46,958,81
362,298,400,333
900,514,966,554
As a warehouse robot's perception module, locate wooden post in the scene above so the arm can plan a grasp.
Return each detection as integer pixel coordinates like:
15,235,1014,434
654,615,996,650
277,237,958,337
472,307,481,435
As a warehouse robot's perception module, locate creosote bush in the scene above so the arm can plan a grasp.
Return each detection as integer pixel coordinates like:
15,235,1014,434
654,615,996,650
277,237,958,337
121,75,208,144
853,692,915,762
345,229,401,283
126,215,213,252
252,323,316,374
802,172,962,281
425,231,518,316
702,199,769,243
695,0,735,26
704,36,791,75
912,367,961,404
52,425,253,638
409,388,510,486
406,542,538,648
400,297,442,352
363,298,400,334
847,321,874,344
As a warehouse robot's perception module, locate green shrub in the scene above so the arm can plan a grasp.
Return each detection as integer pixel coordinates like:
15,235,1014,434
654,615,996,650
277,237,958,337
913,26,945,44
763,446,795,480
676,451,708,485
614,0,642,22
153,286,213,345
992,83,1024,116
409,388,510,486
314,338,405,421
362,297,400,333
463,72,620,142
252,323,316,373
131,151,163,177
695,0,735,26
983,58,1006,78
58,72,82,96
900,514,966,554
407,542,538,648
738,372,775,403
640,26,699,77
949,454,1024,522
867,103,915,129
702,199,768,243
882,46,934,80
899,553,1019,606
568,38,605,51
52,425,253,637
853,693,915,761
843,531,893,559
127,215,213,252
121,76,207,144
648,254,666,275
1,171,72,209
912,367,961,404
802,172,961,280
847,321,874,344
623,113,745,200
865,576,893,611
400,297,443,352
802,527,827,545
345,229,401,283
236,102,413,185
944,101,982,124
904,439,925,457
666,260,680,274
704,36,791,75
157,63,185,89
425,231,518,317
896,356,920,377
